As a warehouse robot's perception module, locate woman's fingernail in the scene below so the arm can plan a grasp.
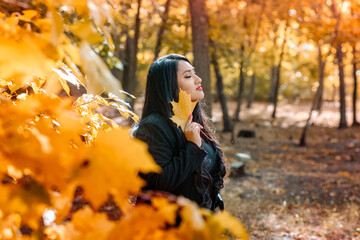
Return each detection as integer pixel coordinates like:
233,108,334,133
190,114,192,118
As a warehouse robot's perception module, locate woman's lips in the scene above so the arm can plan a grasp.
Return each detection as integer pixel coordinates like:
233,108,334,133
196,86,202,91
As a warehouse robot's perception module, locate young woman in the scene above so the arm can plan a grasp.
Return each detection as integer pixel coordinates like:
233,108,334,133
133,54,226,211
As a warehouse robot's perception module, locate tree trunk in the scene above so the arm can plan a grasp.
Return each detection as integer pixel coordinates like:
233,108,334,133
299,80,322,146
153,0,171,60
189,0,212,117
271,65,281,118
352,45,360,126
183,5,190,56
314,44,325,111
247,74,256,108
110,2,130,84
268,23,279,103
210,39,232,132
122,0,142,107
272,22,288,119
233,44,246,121
268,65,277,103
336,42,348,128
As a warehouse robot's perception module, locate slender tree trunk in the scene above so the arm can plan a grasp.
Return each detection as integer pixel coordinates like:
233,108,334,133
300,44,332,145
299,81,322,146
271,65,281,118
111,2,130,84
268,65,277,103
247,74,256,108
234,44,245,121
183,5,190,56
314,44,325,111
352,45,360,126
153,0,171,60
210,39,232,132
189,0,212,117
268,24,279,103
272,22,288,119
233,12,249,121
336,42,348,128
122,0,142,106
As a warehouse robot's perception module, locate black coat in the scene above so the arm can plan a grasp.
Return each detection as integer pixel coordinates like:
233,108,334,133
133,113,224,210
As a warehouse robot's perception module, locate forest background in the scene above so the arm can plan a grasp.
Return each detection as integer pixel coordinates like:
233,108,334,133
1,0,360,239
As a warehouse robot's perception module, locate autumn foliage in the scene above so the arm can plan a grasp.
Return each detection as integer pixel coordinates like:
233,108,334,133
0,1,247,239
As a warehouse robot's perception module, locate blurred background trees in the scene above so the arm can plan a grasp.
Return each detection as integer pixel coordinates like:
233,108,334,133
100,0,360,130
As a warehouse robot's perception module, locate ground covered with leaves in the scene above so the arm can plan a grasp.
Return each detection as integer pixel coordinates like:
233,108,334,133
214,101,360,239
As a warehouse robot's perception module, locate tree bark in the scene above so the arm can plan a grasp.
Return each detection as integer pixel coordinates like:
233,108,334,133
233,44,246,121
233,13,249,121
189,0,212,117
268,23,279,103
299,81,321,146
210,39,232,132
314,44,325,111
122,0,142,106
247,74,256,108
271,65,281,118
268,65,277,103
272,22,288,119
110,3,129,84
352,45,360,126
153,0,171,60
336,42,348,128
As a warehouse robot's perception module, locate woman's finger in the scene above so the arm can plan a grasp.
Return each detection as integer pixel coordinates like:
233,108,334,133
186,114,193,126
195,123,203,129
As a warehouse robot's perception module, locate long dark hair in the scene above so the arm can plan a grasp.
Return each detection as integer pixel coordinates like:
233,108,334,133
141,54,226,209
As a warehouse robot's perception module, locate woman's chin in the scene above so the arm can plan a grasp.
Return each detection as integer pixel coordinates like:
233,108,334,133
199,92,205,100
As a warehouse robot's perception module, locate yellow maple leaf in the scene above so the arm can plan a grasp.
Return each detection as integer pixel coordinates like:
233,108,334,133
72,128,160,210
0,94,86,191
170,89,198,131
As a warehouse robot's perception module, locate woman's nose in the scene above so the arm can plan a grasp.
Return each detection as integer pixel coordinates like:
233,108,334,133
195,75,202,84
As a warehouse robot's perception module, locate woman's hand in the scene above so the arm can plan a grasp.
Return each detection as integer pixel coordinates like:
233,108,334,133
184,114,203,147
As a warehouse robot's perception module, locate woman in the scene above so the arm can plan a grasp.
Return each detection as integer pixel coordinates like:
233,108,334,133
133,54,226,211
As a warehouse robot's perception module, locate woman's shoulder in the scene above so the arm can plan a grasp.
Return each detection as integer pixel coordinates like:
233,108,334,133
132,113,181,146
134,113,175,136
140,113,169,126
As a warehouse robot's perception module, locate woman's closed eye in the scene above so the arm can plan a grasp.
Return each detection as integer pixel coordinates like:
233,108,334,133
184,75,192,79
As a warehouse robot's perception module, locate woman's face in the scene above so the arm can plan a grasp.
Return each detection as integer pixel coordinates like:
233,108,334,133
177,60,204,102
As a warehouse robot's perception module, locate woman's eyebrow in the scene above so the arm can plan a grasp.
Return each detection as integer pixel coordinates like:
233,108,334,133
182,68,195,75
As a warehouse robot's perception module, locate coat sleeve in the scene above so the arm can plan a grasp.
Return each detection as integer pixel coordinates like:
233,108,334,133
134,122,207,192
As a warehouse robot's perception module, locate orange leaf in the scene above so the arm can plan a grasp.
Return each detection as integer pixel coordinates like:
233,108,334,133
170,89,197,131
72,128,160,210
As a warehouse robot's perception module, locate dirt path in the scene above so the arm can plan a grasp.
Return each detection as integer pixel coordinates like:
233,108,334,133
215,102,360,239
